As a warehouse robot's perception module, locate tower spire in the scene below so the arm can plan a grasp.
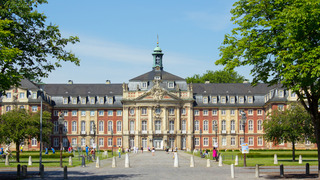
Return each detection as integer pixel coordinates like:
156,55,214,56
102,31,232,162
157,34,159,47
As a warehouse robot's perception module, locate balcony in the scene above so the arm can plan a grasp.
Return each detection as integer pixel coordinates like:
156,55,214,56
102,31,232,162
155,130,162,134
142,130,147,134
89,131,95,135
230,130,236,134
80,131,86,135
221,130,227,134
182,130,186,134
129,130,135,134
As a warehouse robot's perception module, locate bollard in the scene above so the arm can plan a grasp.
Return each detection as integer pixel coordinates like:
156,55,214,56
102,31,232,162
174,153,179,167
22,165,27,178
206,159,211,167
219,155,223,167
17,164,21,179
190,156,195,167
231,164,235,178
112,156,117,168
274,154,278,164
299,155,302,164
306,163,310,175
69,156,73,166
125,153,130,168
81,156,86,167
280,164,284,177
5,155,10,166
40,164,44,179
64,166,67,179
235,155,238,166
28,156,32,166
255,164,260,178
96,157,100,168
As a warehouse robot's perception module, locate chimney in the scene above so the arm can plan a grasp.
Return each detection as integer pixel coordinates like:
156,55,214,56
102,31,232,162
205,81,210,84
106,80,111,84
243,79,250,84
68,80,73,84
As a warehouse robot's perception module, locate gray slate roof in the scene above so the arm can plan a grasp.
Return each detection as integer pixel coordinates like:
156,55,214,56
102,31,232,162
129,69,185,81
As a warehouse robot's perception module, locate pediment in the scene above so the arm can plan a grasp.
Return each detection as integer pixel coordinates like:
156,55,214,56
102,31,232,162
134,80,182,102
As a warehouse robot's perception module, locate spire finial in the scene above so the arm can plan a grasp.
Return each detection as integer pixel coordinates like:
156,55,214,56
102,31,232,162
157,34,159,47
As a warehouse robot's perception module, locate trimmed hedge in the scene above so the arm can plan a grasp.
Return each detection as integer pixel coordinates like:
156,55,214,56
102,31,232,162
238,152,318,158
15,154,74,159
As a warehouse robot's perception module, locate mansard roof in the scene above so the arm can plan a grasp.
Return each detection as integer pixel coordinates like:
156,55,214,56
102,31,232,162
129,69,185,81
19,78,40,90
41,84,123,96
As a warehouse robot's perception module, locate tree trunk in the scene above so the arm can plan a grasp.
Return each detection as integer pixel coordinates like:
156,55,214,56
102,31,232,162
15,142,20,163
292,141,295,162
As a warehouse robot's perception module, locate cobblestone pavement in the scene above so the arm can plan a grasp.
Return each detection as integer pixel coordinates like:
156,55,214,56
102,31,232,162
0,151,318,179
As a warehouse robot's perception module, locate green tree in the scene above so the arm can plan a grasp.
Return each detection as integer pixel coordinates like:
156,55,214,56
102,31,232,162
263,103,314,161
186,70,245,83
0,0,80,94
216,0,320,172
0,108,52,162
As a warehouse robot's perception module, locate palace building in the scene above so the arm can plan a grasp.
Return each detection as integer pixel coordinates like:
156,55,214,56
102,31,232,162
0,44,316,151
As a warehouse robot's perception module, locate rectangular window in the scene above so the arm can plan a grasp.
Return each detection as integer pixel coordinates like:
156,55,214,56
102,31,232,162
141,82,147,89
82,98,86,104
221,110,226,115
278,105,284,111
155,108,161,115
108,97,113,104
72,98,77,104
54,121,59,132
63,98,68,104
90,98,95,104
257,109,262,115
230,110,235,115
249,137,254,146
203,110,208,116
117,110,122,116
99,138,104,146
19,92,25,99
212,137,217,146
168,82,174,88
240,137,244,145
81,111,86,116
6,92,12,98
203,137,208,146
257,120,262,131
230,97,235,103
117,138,122,146
32,106,38,112
212,109,217,116
194,121,199,131
72,110,77,116
108,138,112,147
90,111,95,116
81,138,85,146
248,120,253,131
53,138,59,147
64,121,68,133
221,97,226,103
31,137,37,146
248,109,253,115
169,108,174,115
194,110,199,116
117,121,122,132
99,110,104,116
63,110,68,116
194,138,199,146
239,97,244,103
279,90,284,97
181,108,186,115
32,92,37,99
72,138,77,146
90,138,94,147
248,96,253,103
231,137,235,146
99,98,104,104
63,138,68,147
99,121,104,132
222,137,227,146
108,110,113,116
108,121,113,131
142,121,147,131
291,92,296,98
141,108,147,115
54,110,59,116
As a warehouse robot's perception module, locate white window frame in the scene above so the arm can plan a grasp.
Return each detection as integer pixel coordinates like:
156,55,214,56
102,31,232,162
108,138,112,147
108,121,113,131
90,111,95,116
248,120,253,131
257,120,262,131
230,109,235,116
258,137,263,146
31,137,37,146
194,110,199,116
19,92,25,99
222,137,227,146
72,121,77,132
6,92,12,99
231,137,235,146
64,121,68,133
108,110,113,116
249,137,254,146
99,110,104,116
194,120,199,131
72,98,77,104
53,138,59,147
72,138,77,146
257,109,262,115
90,98,95,104
221,96,226,103
142,121,147,131
108,97,113,104
81,138,85,146
230,120,235,131
168,82,174,88
141,108,147,115
212,109,217,116
221,120,226,131
169,108,174,115
99,98,104,104
279,90,284,97
32,106,37,112
81,98,86,104
230,97,235,103
32,92,37,99
116,110,122,116
248,109,253,115
248,96,253,103
203,110,208,116
63,110,68,116
117,138,122,146
63,98,68,104
81,111,86,116
212,96,217,103
221,110,226,115
203,137,209,146
117,121,122,132
129,109,135,115
81,121,86,132
72,110,77,116
99,121,104,132
203,97,208,104
141,82,148,89
99,138,104,146
181,108,186,115
239,96,244,103
194,138,199,146
203,120,208,131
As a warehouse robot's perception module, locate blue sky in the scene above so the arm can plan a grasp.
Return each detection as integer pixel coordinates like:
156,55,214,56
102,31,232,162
38,0,251,84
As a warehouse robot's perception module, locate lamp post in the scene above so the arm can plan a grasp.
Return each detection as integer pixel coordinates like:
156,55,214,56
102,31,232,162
241,112,247,167
215,124,218,147
58,112,64,168
93,122,96,149
39,89,43,174
111,127,113,156
200,128,202,153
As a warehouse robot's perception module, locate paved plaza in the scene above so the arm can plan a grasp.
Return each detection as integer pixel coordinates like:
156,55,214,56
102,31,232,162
0,151,318,179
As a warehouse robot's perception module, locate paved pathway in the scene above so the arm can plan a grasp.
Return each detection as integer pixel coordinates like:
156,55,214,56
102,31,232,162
0,151,318,179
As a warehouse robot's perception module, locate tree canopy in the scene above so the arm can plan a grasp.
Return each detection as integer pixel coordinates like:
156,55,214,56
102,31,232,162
186,70,245,84
263,103,314,161
0,108,52,162
0,0,80,94
216,0,320,172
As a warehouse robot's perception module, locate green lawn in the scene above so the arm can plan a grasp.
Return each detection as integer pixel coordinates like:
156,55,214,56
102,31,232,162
191,150,318,167
0,150,117,168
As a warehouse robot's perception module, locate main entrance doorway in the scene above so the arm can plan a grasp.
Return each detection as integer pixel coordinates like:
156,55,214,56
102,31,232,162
153,138,163,150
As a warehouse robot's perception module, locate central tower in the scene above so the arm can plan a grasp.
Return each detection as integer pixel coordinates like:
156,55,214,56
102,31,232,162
152,41,164,71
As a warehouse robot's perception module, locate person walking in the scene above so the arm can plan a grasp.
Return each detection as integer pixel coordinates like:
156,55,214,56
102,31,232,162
141,146,143,153
212,147,217,161
85,145,89,157
118,146,122,158
152,147,155,156
51,147,55,154
45,147,48,154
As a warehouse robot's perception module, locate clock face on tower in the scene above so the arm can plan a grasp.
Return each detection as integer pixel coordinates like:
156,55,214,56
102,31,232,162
155,56,161,65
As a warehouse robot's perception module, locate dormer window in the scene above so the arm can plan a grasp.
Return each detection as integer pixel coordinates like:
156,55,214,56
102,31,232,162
108,97,113,104
81,98,86,104
6,92,12,99
279,90,284,97
141,82,148,89
63,98,68,104
248,96,253,103
221,96,226,103
32,92,37,99
154,76,161,80
19,92,25,99
90,98,95,104
212,96,217,103
203,97,208,104
239,96,244,103
72,97,77,104
168,82,174,88
230,97,235,103
99,97,104,104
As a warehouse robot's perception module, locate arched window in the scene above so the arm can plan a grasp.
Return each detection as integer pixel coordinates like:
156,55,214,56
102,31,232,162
108,121,113,131
117,121,122,132
72,121,77,132
248,120,253,131
81,121,85,132
230,120,235,131
257,120,262,131
99,121,104,132
212,120,218,131
194,120,199,131
221,120,226,131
